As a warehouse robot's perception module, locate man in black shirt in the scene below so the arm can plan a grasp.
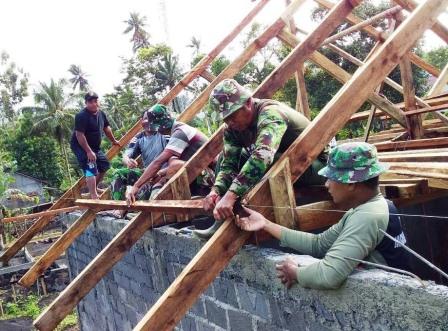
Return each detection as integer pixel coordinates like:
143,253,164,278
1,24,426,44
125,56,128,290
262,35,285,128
70,91,119,199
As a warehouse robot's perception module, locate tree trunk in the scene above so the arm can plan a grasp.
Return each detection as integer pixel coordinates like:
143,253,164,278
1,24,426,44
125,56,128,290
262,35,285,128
60,140,73,184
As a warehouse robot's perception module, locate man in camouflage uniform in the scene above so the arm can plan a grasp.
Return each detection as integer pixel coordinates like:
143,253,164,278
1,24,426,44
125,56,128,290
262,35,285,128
236,142,411,290
126,104,213,205
194,79,325,239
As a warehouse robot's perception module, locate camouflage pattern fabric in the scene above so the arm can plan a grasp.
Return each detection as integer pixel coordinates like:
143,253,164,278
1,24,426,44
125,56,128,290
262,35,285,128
210,79,252,119
213,104,289,197
146,104,175,132
318,142,389,183
110,168,152,200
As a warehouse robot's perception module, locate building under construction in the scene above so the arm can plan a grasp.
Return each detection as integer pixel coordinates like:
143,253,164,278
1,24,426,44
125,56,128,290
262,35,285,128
1,0,448,330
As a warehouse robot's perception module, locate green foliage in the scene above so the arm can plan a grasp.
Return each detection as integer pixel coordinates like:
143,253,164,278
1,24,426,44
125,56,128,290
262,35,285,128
56,311,78,330
123,12,150,52
0,151,15,197
2,295,41,320
424,46,448,71
0,52,29,123
1,114,64,187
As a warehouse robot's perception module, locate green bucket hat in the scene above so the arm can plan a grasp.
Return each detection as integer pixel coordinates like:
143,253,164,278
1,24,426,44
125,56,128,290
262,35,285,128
209,79,252,119
318,142,389,184
146,104,174,132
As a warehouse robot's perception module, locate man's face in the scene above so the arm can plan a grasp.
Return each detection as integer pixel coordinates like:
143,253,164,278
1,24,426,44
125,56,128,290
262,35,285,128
142,112,151,132
223,101,252,132
325,179,355,205
85,98,99,113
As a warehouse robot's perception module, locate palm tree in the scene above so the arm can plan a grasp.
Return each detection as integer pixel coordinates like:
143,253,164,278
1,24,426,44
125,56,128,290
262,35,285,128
21,79,77,183
155,54,183,112
187,36,202,56
68,64,89,91
123,12,150,52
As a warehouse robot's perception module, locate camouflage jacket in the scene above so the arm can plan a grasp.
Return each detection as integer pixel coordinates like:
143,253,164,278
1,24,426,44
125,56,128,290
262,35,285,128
213,99,311,197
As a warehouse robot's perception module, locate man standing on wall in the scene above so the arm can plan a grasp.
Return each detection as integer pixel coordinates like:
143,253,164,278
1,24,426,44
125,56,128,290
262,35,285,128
70,91,119,199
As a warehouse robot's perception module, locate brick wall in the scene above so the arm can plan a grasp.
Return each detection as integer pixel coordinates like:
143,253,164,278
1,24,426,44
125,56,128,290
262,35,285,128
63,214,448,331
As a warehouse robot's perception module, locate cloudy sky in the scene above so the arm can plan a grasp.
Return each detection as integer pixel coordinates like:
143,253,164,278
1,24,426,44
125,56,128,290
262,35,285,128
0,0,446,105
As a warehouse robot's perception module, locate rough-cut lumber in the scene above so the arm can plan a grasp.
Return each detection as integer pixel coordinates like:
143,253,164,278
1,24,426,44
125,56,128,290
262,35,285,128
404,104,448,116
314,0,441,77
277,29,408,126
1,206,83,224
323,5,402,45
33,128,224,331
393,0,448,43
295,200,342,230
170,168,192,222
133,1,361,329
423,63,448,123
268,158,296,228
387,162,448,179
400,55,424,138
379,152,448,162
159,0,270,105
74,199,204,214
295,62,311,118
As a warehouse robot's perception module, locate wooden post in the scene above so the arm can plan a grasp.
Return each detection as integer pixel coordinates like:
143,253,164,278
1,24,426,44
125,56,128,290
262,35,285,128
133,0,448,328
423,63,448,123
170,168,192,222
400,55,424,138
268,158,296,229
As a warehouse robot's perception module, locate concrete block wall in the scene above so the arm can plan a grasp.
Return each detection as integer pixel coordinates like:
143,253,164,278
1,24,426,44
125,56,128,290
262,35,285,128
63,214,448,331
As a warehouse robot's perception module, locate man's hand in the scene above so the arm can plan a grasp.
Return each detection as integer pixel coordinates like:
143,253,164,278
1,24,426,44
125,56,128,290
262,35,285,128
123,157,138,169
87,150,96,163
213,191,238,221
203,190,220,212
276,256,299,289
125,185,139,206
235,207,267,232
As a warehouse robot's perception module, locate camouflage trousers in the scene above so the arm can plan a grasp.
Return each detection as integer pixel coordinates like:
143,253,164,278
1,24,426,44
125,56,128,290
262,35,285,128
110,168,153,201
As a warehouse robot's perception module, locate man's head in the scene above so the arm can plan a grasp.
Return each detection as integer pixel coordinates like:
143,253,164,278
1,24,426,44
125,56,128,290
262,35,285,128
84,91,99,113
145,104,175,133
210,79,254,131
318,142,389,204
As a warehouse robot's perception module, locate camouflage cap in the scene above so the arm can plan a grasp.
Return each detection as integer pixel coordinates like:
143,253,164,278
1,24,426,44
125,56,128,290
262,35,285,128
209,79,252,119
318,142,389,184
145,104,174,131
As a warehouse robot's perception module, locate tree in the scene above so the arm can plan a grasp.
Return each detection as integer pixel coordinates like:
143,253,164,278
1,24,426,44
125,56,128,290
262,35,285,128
187,36,202,57
0,52,29,123
424,46,448,71
68,64,89,92
0,151,15,197
21,79,78,183
123,12,150,52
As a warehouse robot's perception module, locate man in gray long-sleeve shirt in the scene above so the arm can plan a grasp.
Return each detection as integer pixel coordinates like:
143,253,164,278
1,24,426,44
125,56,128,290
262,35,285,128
237,142,410,290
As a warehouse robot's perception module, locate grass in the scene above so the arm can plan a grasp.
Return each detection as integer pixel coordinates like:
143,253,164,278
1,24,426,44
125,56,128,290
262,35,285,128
0,294,78,330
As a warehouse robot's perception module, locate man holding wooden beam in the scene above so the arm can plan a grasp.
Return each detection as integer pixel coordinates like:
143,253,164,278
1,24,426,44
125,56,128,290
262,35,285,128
195,79,326,239
237,142,411,289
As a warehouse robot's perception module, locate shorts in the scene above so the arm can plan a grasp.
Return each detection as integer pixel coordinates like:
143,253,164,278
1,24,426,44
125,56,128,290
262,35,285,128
71,144,110,176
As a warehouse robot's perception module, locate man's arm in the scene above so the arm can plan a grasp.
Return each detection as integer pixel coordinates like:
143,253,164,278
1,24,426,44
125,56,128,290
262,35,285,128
126,149,175,204
104,126,119,146
75,131,96,162
227,113,287,197
122,135,142,168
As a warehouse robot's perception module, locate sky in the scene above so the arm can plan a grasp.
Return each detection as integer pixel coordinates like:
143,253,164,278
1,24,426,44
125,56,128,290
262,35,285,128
0,0,446,106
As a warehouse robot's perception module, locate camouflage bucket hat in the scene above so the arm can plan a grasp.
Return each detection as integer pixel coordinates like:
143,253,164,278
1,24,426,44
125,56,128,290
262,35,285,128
146,104,174,131
209,79,252,119
318,142,389,183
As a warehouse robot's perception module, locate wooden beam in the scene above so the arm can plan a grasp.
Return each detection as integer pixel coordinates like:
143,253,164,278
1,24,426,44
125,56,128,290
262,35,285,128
404,103,448,116
387,162,448,179
400,55,424,138
1,206,83,224
323,5,402,45
423,63,448,123
75,199,204,213
277,29,408,126
268,158,296,228
295,62,311,118
33,128,224,331
379,152,448,162
170,169,192,222
393,0,448,43
314,0,442,77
